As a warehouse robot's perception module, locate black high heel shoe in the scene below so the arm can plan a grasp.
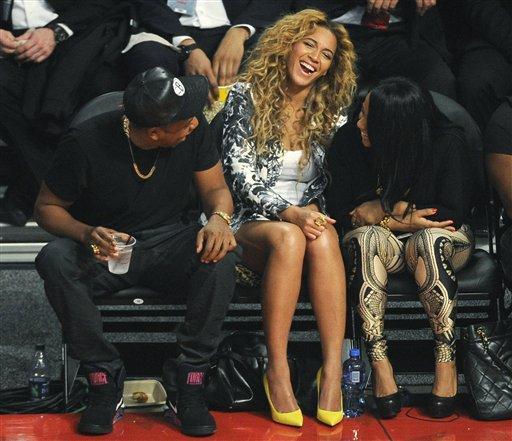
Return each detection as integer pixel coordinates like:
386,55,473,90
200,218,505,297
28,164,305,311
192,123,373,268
427,394,456,418
371,376,401,419
374,391,401,419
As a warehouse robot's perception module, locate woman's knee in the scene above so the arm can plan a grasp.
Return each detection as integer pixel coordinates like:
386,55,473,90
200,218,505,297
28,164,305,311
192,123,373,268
342,225,388,253
306,226,340,258
268,223,307,253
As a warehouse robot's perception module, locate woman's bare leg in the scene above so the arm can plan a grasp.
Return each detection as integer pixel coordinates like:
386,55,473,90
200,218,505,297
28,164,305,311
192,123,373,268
236,221,306,412
305,224,346,411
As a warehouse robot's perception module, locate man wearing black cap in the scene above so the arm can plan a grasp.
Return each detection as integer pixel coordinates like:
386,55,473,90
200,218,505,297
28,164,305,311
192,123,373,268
34,67,239,437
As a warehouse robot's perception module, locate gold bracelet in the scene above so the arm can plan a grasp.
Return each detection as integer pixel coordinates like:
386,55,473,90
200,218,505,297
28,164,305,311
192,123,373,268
379,214,391,231
211,211,232,226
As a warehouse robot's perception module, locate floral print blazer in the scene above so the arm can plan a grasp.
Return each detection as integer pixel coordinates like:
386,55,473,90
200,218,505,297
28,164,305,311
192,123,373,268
221,82,347,232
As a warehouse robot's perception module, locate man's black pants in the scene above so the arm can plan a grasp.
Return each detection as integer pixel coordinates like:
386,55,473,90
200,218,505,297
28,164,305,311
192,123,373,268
36,222,241,368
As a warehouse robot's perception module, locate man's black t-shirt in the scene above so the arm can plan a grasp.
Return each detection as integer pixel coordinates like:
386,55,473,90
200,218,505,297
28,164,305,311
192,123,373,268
45,110,219,234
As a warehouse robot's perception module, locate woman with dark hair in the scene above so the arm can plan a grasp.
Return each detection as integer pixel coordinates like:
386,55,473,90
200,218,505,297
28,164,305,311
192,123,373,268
327,77,474,419
222,9,356,427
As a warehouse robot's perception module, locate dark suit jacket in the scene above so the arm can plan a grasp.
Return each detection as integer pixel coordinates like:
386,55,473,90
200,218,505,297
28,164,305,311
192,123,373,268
129,0,277,43
256,0,449,61
465,0,512,62
1,0,115,33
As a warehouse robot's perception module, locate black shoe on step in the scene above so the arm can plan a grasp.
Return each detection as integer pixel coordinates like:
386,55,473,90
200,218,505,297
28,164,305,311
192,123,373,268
0,198,28,226
427,393,456,418
77,362,125,435
166,362,216,436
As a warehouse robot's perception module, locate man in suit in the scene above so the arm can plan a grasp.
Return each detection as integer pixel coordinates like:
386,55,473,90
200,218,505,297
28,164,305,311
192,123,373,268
123,0,274,102
0,0,114,225
455,0,512,129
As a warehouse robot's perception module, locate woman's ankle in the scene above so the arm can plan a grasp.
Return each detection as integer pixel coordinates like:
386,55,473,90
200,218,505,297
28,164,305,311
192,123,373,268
371,358,398,397
432,361,457,397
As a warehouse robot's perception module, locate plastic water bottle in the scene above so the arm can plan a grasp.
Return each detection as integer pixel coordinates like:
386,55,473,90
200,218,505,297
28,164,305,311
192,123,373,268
29,344,50,400
343,348,366,417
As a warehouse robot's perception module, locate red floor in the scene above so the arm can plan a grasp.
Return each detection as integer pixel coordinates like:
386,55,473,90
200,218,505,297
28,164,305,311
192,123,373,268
1,409,511,441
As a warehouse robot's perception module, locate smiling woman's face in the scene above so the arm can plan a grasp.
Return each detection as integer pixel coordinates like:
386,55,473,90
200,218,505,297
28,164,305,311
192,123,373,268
286,26,337,90
357,94,371,148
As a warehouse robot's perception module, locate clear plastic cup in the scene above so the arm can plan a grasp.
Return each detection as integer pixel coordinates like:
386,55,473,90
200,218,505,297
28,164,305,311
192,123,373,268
108,236,136,274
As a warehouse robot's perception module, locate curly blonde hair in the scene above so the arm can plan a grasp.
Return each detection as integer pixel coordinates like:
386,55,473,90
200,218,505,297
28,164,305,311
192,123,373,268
238,9,357,162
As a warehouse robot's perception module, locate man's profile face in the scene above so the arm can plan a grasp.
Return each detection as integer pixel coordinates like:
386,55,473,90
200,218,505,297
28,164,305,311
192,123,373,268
154,117,199,147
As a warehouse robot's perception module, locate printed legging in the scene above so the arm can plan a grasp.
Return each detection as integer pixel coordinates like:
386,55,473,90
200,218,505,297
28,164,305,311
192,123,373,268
343,225,474,363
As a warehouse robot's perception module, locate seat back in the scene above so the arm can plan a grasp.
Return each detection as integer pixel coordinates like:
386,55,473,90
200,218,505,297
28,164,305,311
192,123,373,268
70,91,124,128
430,91,484,198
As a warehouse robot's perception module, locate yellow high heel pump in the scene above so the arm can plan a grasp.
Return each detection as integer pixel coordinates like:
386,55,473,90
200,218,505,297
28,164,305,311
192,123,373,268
263,373,303,427
316,367,344,426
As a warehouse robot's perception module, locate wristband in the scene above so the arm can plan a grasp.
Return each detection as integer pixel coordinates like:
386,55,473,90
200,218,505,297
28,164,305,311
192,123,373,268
379,214,391,231
212,211,232,226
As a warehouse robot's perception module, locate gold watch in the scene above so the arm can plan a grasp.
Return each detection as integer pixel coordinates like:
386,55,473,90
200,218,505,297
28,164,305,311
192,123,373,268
212,211,232,226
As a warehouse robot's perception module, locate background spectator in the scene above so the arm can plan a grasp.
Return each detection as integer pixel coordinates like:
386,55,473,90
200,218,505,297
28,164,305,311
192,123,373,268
0,0,115,225
127,0,275,103
455,0,512,130
484,96,512,285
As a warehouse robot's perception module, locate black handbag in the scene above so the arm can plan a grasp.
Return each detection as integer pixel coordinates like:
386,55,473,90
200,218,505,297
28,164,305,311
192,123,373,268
205,331,321,413
205,332,268,411
461,319,512,420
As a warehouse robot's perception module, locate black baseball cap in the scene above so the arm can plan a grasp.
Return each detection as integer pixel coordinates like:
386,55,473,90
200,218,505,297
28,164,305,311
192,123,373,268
123,67,209,128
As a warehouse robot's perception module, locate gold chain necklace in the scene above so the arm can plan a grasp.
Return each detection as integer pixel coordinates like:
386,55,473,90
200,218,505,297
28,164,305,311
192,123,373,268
122,116,160,180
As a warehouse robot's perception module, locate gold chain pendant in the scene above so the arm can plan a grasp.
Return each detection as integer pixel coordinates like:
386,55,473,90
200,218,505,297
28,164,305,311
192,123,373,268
132,163,157,180
122,116,159,180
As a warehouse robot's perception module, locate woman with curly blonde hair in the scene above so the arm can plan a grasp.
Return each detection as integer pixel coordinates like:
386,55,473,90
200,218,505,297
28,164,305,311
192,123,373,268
221,9,357,428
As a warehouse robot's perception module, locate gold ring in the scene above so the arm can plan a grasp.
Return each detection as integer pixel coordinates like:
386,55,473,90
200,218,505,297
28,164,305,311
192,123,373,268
90,244,100,255
314,214,327,227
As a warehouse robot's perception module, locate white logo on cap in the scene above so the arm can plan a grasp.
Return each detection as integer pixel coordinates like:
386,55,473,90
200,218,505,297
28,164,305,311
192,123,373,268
173,78,185,96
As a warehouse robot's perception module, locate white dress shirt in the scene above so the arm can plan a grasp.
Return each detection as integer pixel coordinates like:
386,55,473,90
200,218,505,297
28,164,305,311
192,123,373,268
168,0,255,47
11,0,73,35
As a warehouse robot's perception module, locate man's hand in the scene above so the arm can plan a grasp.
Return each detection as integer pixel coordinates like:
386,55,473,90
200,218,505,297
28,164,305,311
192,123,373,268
415,0,436,16
350,199,385,227
280,206,336,240
196,215,236,263
0,29,18,56
367,0,399,14
212,27,248,87
83,226,130,262
15,28,56,63
184,46,219,103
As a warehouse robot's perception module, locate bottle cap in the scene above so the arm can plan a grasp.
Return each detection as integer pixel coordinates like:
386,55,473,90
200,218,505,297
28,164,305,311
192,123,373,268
350,348,360,358
36,344,45,351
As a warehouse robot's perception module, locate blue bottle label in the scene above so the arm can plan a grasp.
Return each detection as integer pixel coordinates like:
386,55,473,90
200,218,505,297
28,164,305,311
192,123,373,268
30,377,49,400
350,371,360,383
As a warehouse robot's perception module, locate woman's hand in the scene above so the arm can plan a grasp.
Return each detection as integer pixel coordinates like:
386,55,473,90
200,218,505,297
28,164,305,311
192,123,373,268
350,199,385,227
83,227,130,262
393,208,456,232
280,206,335,240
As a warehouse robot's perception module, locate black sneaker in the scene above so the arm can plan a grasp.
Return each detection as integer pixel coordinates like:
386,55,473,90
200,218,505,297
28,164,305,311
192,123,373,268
166,362,216,436
77,363,125,435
